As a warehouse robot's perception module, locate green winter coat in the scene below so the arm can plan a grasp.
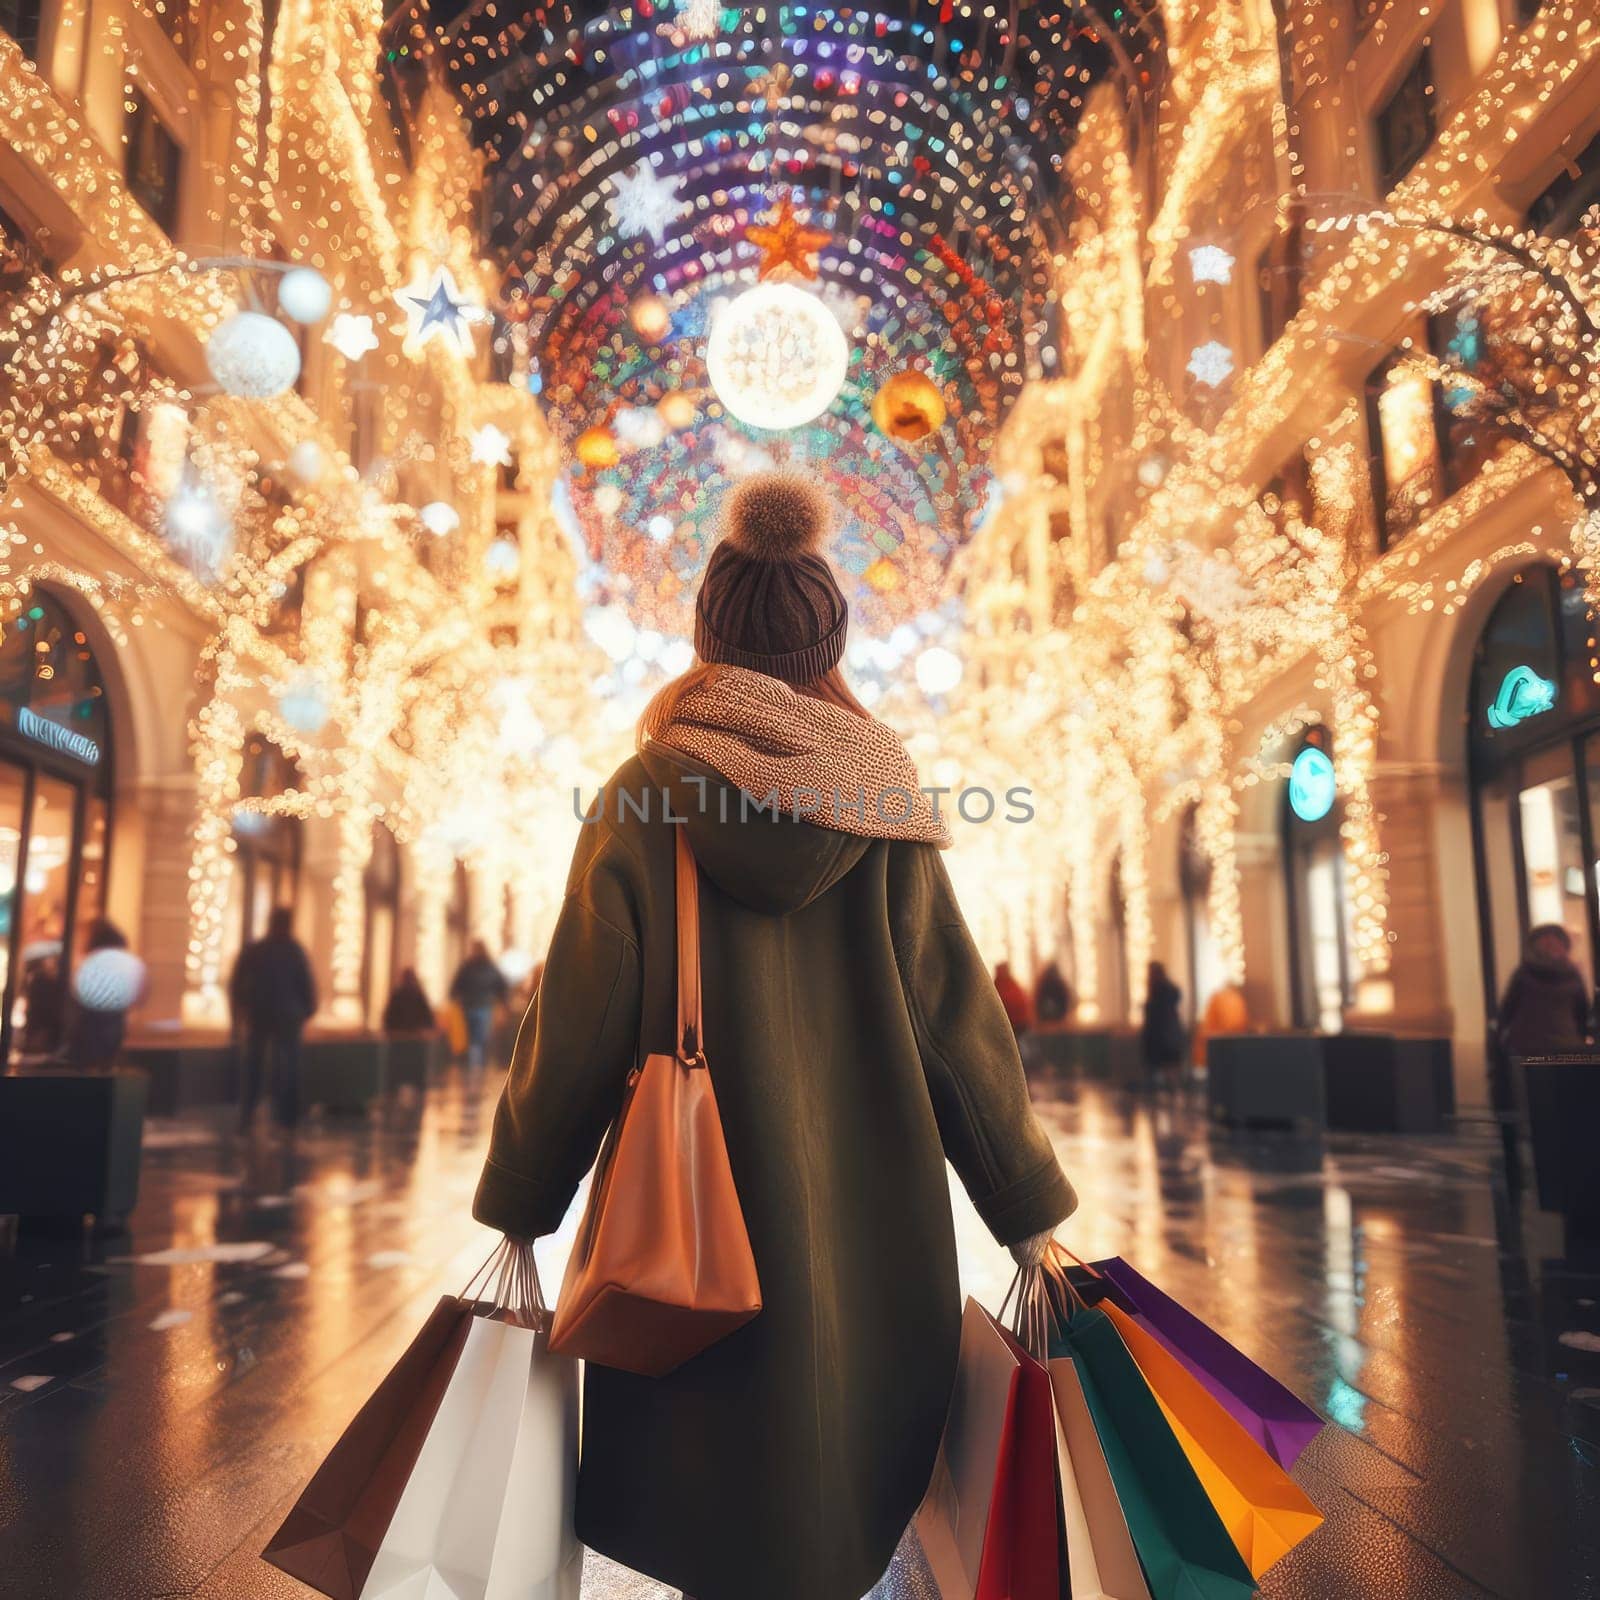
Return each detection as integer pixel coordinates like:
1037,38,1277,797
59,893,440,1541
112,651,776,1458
474,747,1076,1600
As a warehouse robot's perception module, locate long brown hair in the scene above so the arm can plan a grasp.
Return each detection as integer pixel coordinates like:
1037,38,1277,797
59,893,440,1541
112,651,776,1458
637,660,870,749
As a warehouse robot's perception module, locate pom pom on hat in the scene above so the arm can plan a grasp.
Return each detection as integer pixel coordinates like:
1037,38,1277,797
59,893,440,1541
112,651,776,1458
722,472,833,562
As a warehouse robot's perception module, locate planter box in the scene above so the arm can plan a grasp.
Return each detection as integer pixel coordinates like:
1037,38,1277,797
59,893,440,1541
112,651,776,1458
1207,1034,1326,1130
0,1070,147,1221
300,1036,388,1113
1519,1054,1600,1225
1323,1033,1455,1134
123,1041,237,1114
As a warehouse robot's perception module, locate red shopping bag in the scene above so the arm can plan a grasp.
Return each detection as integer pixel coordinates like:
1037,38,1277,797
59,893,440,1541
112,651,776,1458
916,1298,1061,1600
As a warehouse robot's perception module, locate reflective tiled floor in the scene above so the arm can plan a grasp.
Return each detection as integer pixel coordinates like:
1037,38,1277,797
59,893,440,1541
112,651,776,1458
1,1067,1597,1599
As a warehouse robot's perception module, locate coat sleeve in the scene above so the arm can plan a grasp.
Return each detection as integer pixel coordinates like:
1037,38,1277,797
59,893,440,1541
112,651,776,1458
889,844,1077,1246
473,836,643,1239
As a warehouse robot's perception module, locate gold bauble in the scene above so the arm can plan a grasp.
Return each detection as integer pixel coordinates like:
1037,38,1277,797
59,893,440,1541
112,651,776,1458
657,391,697,429
872,370,947,442
629,293,672,343
575,425,620,469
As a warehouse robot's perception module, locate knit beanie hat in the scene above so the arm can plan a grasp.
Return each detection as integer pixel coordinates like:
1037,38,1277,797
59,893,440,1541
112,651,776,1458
694,472,848,684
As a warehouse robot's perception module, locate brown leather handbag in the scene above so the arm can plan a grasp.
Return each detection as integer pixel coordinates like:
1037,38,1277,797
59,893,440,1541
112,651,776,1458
548,827,762,1375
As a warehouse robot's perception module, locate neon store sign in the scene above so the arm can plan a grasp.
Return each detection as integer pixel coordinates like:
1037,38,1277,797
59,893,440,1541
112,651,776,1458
1288,746,1336,823
1486,664,1557,730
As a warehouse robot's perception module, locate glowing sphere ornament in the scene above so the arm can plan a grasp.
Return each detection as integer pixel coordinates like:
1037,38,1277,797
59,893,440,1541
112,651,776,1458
872,370,947,443
206,311,300,398
278,267,333,324
630,293,673,343
914,646,964,696
73,948,147,1012
706,283,849,431
576,426,621,469
658,391,697,429
418,501,460,536
278,675,331,735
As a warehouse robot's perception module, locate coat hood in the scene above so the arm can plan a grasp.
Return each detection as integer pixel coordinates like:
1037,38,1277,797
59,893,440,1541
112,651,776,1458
639,744,874,915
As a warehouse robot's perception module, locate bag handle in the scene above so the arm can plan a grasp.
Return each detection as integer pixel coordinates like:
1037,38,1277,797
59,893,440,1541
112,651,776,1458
675,827,705,1065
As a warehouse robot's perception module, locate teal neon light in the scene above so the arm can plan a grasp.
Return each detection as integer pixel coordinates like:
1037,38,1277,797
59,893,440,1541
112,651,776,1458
1288,746,1336,823
1486,664,1557,729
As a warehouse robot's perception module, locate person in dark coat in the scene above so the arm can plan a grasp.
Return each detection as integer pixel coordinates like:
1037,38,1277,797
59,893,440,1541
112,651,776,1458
449,940,509,1069
1141,960,1187,1085
1034,959,1072,1025
473,473,1077,1600
382,967,437,1034
993,958,1033,1034
229,906,317,1131
1497,923,1590,1058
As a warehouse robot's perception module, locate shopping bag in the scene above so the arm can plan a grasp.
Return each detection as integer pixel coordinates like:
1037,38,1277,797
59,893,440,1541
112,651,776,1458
359,1311,580,1599
1048,1359,1151,1600
916,1298,1060,1600
1101,1301,1323,1576
1094,1257,1323,1468
1051,1299,1256,1600
263,1296,475,1598
442,1002,469,1058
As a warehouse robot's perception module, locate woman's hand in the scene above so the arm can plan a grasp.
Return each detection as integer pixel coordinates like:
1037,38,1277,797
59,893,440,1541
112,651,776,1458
1009,1228,1056,1268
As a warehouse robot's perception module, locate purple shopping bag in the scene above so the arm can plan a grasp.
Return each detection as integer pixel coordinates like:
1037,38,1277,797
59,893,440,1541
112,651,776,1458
1092,1258,1323,1469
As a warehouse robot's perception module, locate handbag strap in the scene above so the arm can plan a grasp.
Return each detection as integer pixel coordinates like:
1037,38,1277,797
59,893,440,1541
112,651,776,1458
675,827,705,1064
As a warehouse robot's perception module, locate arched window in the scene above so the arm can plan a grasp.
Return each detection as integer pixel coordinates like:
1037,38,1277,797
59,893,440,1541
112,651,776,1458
1282,725,1354,1032
0,590,116,1061
1469,564,1600,1014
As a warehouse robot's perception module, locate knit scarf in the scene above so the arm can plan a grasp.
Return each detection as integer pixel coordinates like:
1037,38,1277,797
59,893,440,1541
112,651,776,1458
646,666,952,848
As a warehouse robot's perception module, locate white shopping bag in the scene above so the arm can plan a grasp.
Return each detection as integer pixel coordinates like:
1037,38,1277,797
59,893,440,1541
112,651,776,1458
359,1310,581,1600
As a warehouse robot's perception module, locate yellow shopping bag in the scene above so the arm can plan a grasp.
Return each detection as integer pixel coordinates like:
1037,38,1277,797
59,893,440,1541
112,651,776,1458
441,1001,469,1058
1102,1301,1323,1576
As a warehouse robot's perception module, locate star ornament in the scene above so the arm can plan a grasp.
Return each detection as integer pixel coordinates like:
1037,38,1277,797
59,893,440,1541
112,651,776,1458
395,265,481,357
609,163,684,246
469,423,513,468
325,312,379,361
746,195,830,281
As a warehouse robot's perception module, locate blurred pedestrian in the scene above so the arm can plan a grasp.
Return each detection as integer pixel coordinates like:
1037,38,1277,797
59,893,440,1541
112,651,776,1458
19,954,65,1057
1033,959,1071,1025
64,919,147,1069
993,959,1033,1035
450,940,509,1069
1141,960,1187,1087
230,906,317,1132
382,967,437,1034
1497,923,1590,1058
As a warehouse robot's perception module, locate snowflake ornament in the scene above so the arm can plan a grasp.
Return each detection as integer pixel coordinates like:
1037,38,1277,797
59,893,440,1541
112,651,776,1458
325,312,379,361
609,163,684,245
469,423,514,467
1186,340,1234,387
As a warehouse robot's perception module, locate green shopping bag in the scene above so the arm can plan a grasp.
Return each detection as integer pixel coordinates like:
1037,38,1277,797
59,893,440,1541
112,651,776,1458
1051,1302,1256,1600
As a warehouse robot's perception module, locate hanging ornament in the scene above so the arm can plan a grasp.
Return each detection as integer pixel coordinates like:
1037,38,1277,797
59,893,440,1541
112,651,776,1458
394,264,482,356
418,501,460,536
163,475,234,576
609,162,684,245
629,292,673,343
657,391,697,429
206,311,300,398
871,370,948,443
576,425,621,469
278,675,331,735
676,0,720,40
745,195,831,280
706,283,849,430
484,537,522,584
277,267,333,324
469,423,514,467
500,270,537,325
325,312,379,361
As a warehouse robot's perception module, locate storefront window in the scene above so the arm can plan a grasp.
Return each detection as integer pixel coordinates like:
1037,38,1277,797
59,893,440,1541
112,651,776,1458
0,591,116,1061
1471,565,1600,1021
1283,728,1354,1031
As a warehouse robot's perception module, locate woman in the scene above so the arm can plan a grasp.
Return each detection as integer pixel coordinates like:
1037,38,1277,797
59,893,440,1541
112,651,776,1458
1034,958,1072,1025
448,940,508,1069
474,473,1077,1600
1497,923,1590,1058
381,967,437,1034
1141,959,1187,1085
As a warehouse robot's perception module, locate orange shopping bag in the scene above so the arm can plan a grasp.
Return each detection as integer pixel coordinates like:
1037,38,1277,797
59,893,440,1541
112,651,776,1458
1100,1300,1323,1577
441,1001,469,1058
